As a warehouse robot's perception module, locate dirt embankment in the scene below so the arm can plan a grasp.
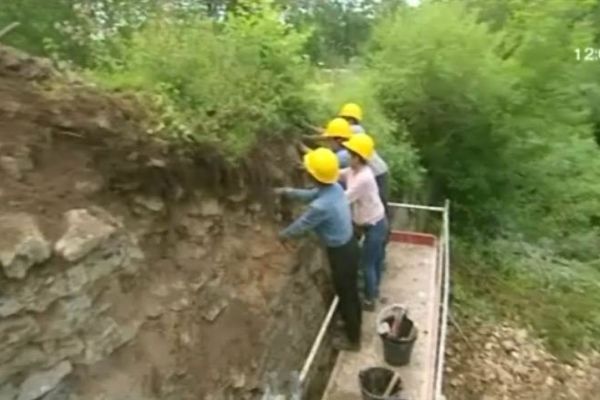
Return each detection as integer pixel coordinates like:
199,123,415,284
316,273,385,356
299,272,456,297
0,45,333,400
444,318,600,400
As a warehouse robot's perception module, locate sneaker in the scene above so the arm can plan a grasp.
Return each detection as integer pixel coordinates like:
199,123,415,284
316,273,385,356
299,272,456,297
332,336,361,352
362,299,375,312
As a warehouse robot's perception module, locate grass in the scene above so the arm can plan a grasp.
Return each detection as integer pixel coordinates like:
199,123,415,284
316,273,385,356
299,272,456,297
452,238,600,359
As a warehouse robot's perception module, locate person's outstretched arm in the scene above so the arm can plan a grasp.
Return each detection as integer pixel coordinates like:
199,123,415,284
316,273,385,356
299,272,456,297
279,205,325,239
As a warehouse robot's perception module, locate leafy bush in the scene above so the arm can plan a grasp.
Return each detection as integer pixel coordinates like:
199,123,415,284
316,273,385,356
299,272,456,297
90,2,318,157
368,2,519,231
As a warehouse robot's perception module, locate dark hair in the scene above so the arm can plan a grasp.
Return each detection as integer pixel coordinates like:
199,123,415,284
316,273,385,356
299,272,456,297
342,116,359,125
348,149,367,164
308,174,331,186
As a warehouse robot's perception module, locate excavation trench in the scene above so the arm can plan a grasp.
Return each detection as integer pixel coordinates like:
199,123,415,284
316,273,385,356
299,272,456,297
0,45,339,400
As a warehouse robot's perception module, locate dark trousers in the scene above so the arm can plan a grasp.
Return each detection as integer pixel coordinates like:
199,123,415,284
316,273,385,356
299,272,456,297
326,237,362,344
361,217,388,301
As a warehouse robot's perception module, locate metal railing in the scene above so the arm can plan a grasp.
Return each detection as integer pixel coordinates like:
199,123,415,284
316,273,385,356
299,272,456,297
296,200,451,399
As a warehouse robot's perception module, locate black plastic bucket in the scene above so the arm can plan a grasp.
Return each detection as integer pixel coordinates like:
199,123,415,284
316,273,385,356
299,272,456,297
358,367,402,400
380,315,418,366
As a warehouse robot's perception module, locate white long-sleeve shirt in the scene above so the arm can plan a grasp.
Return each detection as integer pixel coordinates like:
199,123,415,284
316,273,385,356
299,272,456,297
340,165,385,226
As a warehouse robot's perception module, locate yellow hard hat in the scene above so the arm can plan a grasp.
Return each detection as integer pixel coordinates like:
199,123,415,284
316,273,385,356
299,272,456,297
342,133,375,160
303,147,340,184
321,118,352,140
339,103,363,122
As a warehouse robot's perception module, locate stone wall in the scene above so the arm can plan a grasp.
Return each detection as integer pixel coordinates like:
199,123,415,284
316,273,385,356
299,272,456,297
0,208,144,400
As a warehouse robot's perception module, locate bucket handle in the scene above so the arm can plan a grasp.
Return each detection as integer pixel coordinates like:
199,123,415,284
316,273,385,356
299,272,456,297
376,303,408,330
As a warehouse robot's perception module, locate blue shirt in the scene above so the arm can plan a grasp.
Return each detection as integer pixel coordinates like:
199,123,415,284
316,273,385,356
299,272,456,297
279,184,353,247
336,149,350,168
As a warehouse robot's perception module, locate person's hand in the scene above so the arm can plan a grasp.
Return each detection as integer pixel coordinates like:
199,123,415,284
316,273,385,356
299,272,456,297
296,142,311,154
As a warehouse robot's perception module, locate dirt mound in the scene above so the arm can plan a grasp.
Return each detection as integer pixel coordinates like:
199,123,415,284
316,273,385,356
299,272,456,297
0,44,332,400
444,318,600,400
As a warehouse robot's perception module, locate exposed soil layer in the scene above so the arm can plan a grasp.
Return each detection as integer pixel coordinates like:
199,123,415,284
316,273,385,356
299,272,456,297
0,45,332,400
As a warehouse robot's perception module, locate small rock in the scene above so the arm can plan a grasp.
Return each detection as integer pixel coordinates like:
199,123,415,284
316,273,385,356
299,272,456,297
0,213,51,279
227,192,247,203
515,328,528,343
251,243,271,259
198,198,222,217
248,203,261,213
449,377,462,387
545,376,555,387
231,371,246,389
74,178,104,196
145,305,164,319
54,209,117,262
174,242,208,267
565,365,574,373
0,155,31,181
146,158,166,168
0,156,23,181
501,340,516,352
133,195,165,213
180,332,192,346
202,298,229,322
150,285,169,298
0,297,24,317
191,274,209,292
17,361,72,400
0,383,18,400
170,298,190,312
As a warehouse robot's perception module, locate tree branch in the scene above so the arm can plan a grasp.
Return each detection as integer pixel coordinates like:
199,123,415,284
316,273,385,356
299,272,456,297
0,22,20,40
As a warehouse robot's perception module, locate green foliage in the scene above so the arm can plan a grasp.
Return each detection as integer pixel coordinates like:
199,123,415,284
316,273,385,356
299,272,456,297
369,2,518,230
0,0,88,63
370,0,600,357
91,2,317,157
281,0,375,66
454,238,600,358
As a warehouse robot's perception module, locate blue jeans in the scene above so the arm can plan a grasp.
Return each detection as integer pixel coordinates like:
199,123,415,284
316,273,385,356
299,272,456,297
361,217,388,301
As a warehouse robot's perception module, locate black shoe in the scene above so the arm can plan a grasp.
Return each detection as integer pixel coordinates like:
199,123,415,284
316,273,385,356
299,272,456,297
332,336,361,352
362,299,375,312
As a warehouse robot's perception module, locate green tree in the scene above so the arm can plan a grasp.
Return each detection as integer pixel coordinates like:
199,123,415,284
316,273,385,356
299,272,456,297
369,2,518,231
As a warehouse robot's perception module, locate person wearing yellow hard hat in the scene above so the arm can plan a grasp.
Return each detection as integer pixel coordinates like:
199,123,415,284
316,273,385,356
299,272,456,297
299,117,354,168
338,103,390,218
339,134,388,312
274,147,362,351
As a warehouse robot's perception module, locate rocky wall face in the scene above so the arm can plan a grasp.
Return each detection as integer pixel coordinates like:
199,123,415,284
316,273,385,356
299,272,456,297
0,44,330,400
0,196,331,400
0,208,144,400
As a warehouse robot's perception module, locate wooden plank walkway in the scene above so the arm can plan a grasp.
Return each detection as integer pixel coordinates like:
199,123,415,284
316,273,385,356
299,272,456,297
321,238,441,400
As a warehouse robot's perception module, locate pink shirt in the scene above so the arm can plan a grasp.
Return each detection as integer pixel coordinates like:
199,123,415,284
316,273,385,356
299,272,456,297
340,166,385,226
